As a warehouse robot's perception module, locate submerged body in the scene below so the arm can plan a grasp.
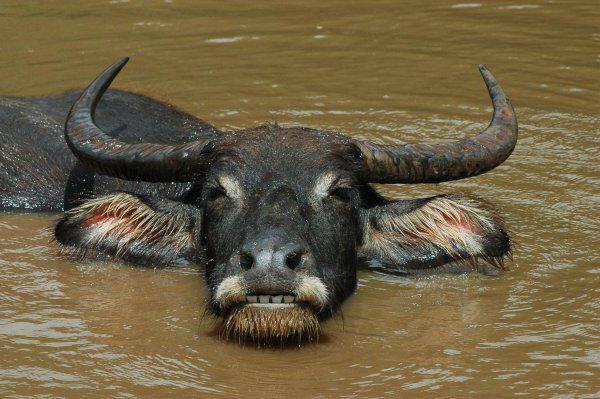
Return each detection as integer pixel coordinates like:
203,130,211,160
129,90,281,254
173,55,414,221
0,58,517,343
0,89,217,211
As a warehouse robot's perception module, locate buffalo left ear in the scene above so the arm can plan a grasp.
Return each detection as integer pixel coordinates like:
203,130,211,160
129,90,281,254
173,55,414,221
55,192,202,266
358,195,511,274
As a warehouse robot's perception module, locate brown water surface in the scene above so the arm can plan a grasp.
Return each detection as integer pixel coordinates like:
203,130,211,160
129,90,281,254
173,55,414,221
1,0,599,397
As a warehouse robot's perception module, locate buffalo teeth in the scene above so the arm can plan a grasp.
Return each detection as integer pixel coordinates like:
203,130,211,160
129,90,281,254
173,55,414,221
244,295,296,304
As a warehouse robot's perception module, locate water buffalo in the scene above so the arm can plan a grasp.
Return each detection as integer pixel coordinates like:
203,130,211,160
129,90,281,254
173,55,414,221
0,58,517,343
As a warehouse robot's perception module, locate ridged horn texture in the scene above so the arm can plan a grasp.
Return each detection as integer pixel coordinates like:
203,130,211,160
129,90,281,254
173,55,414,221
64,57,217,182
355,65,518,184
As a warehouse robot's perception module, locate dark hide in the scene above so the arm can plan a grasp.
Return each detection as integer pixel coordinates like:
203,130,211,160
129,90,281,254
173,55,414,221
0,89,218,211
195,125,366,318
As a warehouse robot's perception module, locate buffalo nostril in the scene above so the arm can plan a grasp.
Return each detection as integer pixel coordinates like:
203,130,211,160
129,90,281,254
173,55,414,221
239,252,254,271
285,251,305,270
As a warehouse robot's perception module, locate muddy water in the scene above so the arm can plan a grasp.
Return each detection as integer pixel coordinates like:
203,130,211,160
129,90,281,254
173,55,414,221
1,0,599,397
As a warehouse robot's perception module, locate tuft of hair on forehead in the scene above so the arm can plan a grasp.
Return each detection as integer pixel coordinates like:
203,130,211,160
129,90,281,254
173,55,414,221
221,305,320,345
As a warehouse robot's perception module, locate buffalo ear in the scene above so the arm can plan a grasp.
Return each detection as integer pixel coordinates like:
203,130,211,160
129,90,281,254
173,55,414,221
55,192,201,266
358,194,511,275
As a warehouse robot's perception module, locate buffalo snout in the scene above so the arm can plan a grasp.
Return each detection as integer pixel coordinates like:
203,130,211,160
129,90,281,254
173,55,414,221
229,229,314,294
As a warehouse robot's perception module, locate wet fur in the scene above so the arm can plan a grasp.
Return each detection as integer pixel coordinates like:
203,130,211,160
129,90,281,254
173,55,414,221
214,273,328,341
214,275,247,310
359,194,510,274
221,305,320,344
55,192,201,266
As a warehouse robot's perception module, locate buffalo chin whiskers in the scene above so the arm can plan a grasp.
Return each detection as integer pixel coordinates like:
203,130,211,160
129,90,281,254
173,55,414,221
220,304,320,345
213,274,329,344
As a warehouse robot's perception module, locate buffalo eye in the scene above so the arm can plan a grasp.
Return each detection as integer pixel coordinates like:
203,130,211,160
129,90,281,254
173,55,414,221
329,187,354,203
205,185,228,202
204,176,244,203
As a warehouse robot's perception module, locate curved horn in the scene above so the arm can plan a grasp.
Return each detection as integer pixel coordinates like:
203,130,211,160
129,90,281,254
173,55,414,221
356,65,518,184
65,57,217,182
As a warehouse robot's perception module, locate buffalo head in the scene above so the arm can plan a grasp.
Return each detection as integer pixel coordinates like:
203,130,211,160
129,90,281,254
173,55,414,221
55,58,517,344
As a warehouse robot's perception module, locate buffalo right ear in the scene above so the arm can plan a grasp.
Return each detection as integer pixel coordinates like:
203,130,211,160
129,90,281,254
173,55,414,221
55,192,202,266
